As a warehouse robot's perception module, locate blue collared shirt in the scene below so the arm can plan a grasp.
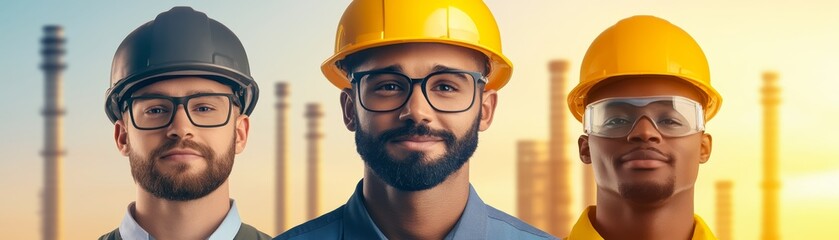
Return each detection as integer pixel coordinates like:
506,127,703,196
276,181,557,240
118,199,243,240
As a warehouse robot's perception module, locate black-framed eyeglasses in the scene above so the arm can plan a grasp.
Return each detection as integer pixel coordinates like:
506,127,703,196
349,70,487,113
125,93,238,130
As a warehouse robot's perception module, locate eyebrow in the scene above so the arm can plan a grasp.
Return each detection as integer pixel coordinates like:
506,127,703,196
431,65,462,72
132,89,223,97
366,64,467,74
366,65,404,73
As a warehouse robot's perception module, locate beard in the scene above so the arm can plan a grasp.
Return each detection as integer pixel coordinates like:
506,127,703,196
355,116,480,192
128,138,234,201
618,175,675,204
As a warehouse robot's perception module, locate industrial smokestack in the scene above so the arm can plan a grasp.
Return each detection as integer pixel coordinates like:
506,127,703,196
40,25,66,240
304,103,323,220
761,71,781,240
548,59,573,236
274,82,289,234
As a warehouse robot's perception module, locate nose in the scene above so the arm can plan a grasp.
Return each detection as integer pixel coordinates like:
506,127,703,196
166,105,194,140
626,116,661,143
398,84,433,124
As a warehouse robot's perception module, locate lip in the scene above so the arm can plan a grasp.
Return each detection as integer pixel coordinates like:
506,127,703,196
619,148,669,169
390,135,444,151
160,148,203,160
392,135,444,142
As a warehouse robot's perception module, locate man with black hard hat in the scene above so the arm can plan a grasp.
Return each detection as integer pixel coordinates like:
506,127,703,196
99,6,270,240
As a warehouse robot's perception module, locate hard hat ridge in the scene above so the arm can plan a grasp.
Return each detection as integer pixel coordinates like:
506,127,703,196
567,15,722,122
105,6,259,123
322,0,513,91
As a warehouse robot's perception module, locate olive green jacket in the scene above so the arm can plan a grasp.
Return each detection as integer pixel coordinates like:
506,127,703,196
98,223,271,240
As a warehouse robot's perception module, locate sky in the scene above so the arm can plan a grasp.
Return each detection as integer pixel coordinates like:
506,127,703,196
1,0,838,239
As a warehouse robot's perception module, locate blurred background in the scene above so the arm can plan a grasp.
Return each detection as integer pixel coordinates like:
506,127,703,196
1,0,837,239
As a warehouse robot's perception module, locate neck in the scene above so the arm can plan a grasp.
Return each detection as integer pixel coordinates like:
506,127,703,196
362,162,471,240
593,187,696,240
133,180,231,240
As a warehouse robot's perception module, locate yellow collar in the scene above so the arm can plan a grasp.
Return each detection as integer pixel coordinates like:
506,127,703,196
565,206,717,240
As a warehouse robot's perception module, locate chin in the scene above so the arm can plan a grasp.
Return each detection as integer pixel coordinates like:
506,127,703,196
162,163,205,176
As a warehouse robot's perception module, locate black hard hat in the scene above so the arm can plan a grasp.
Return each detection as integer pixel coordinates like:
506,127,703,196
105,6,259,123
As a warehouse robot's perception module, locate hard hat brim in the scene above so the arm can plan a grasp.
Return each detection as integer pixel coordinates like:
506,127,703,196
104,63,259,123
567,73,722,123
321,38,513,91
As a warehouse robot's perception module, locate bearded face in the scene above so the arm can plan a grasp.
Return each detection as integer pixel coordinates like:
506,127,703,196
355,116,480,192
128,138,234,201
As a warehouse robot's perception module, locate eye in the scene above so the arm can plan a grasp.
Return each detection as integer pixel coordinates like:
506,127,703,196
432,84,457,92
603,117,631,127
658,118,684,127
194,105,216,112
145,107,169,115
376,83,403,91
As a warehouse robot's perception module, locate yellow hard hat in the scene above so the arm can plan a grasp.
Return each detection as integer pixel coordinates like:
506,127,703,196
567,15,722,122
321,0,513,91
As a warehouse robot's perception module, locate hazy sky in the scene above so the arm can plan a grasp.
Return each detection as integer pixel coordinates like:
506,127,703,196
1,1,838,239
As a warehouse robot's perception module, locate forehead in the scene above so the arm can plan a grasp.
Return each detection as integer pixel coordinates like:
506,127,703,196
354,42,485,76
586,76,705,105
131,76,233,96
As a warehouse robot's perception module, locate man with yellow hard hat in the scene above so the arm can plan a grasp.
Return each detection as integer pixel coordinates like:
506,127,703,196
276,1,555,239
564,16,722,240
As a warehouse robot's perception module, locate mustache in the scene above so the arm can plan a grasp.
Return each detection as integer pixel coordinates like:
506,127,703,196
149,138,214,161
377,123,456,146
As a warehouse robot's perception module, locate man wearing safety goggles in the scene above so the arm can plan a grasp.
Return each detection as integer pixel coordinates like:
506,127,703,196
564,16,723,240
584,96,705,139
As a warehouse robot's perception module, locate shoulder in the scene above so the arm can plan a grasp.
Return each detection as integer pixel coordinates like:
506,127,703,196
273,205,346,240
236,223,273,240
98,228,121,240
485,205,558,240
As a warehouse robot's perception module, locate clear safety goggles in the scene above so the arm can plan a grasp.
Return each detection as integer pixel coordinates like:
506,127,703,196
583,96,705,138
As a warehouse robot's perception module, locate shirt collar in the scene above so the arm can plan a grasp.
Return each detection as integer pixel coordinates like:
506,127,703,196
118,202,150,240
209,199,243,240
342,180,488,240
690,214,716,240
342,181,389,239
444,184,487,239
566,206,718,240
118,199,242,240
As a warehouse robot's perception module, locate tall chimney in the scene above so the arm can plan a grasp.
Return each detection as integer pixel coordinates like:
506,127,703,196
761,71,781,240
305,103,323,219
40,25,66,240
274,82,289,234
548,59,573,235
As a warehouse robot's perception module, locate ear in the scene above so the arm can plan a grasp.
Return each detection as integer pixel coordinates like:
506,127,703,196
114,120,130,156
699,133,712,164
478,89,498,131
578,135,592,164
234,114,250,154
340,88,357,132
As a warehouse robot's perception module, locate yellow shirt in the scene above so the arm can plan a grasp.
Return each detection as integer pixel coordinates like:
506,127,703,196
564,206,717,240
